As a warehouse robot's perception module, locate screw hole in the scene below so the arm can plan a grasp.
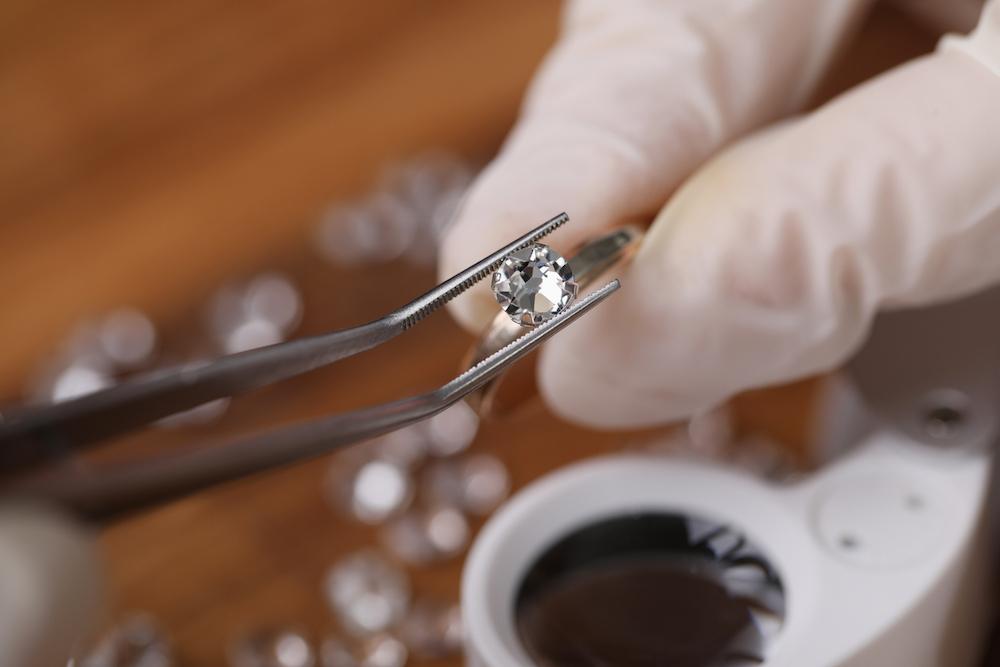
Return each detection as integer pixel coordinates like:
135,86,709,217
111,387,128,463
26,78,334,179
920,389,970,441
838,534,860,550
905,494,925,511
924,405,964,439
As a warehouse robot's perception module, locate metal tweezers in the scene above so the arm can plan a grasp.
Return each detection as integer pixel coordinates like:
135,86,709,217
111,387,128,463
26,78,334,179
0,213,619,521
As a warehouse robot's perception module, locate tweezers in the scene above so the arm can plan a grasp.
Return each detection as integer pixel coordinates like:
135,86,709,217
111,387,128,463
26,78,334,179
0,213,619,521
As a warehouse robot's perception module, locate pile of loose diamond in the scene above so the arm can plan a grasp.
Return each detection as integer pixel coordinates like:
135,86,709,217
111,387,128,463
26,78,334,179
55,154,500,667
312,401,509,667
70,402,509,667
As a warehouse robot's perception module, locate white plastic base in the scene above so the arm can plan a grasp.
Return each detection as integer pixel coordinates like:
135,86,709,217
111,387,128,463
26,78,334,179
462,433,993,666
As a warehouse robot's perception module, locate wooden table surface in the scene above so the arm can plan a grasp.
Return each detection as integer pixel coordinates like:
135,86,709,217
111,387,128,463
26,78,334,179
0,2,950,665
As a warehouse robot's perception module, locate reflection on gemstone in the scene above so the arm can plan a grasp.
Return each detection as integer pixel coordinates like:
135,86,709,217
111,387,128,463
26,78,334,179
98,309,157,368
209,275,301,355
379,512,438,565
379,506,469,565
356,635,407,667
367,192,419,263
228,628,315,667
51,365,112,403
425,402,479,457
328,457,414,525
63,322,114,373
423,454,509,516
77,613,172,667
319,633,409,667
224,318,283,354
315,153,475,269
244,273,303,334
492,244,578,327
324,551,410,637
316,204,387,266
374,427,429,469
350,461,413,524
398,599,463,659
424,506,469,558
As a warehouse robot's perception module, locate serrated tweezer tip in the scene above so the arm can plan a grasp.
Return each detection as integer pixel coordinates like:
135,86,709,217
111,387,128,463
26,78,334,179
400,212,570,328
445,279,620,394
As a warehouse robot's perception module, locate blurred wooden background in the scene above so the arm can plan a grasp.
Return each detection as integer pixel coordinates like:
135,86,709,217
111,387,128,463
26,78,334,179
0,1,947,665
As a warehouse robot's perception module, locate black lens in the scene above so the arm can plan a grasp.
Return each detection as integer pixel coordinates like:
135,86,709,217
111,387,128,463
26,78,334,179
515,512,785,667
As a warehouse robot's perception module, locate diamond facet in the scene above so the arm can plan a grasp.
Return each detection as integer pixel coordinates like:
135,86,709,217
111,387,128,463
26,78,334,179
492,244,578,327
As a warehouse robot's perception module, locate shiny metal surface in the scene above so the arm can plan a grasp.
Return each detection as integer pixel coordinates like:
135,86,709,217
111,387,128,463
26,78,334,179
0,214,621,519
464,225,642,417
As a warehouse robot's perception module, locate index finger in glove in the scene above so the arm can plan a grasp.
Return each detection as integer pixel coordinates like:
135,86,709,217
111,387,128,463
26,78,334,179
439,0,874,332
538,24,1000,428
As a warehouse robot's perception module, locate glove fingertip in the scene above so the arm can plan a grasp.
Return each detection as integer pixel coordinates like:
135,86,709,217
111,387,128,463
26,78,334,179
537,326,700,429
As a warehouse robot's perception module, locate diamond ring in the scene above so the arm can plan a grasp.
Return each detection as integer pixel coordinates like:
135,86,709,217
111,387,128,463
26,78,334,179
464,224,643,418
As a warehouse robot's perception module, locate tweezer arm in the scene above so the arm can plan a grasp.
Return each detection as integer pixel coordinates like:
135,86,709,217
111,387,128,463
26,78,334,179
8,280,619,522
0,213,569,466
0,321,396,467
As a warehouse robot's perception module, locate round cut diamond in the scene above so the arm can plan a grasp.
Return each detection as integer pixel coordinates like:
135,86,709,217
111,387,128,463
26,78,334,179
492,244,578,327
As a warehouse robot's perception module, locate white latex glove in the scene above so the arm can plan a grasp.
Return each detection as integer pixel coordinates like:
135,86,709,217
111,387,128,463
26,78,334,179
439,0,1000,428
0,504,103,667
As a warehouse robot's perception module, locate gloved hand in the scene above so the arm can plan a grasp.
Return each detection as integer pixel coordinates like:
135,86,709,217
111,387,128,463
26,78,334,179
0,504,102,667
439,0,1000,428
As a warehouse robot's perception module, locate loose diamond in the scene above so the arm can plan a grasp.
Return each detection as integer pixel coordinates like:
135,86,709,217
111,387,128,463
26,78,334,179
379,512,439,565
98,309,157,368
244,272,303,334
357,635,408,667
425,402,479,457
317,633,409,667
398,599,464,659
325,551,410,637
327,457,414,524
228,628,315,667
380,505,470,565
77,613,172,667
423,454,510,516
423,506,470,557
492,244,578,327
374,427,429,469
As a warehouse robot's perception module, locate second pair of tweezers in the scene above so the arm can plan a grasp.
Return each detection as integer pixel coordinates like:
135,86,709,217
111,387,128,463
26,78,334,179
0,213,619,521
